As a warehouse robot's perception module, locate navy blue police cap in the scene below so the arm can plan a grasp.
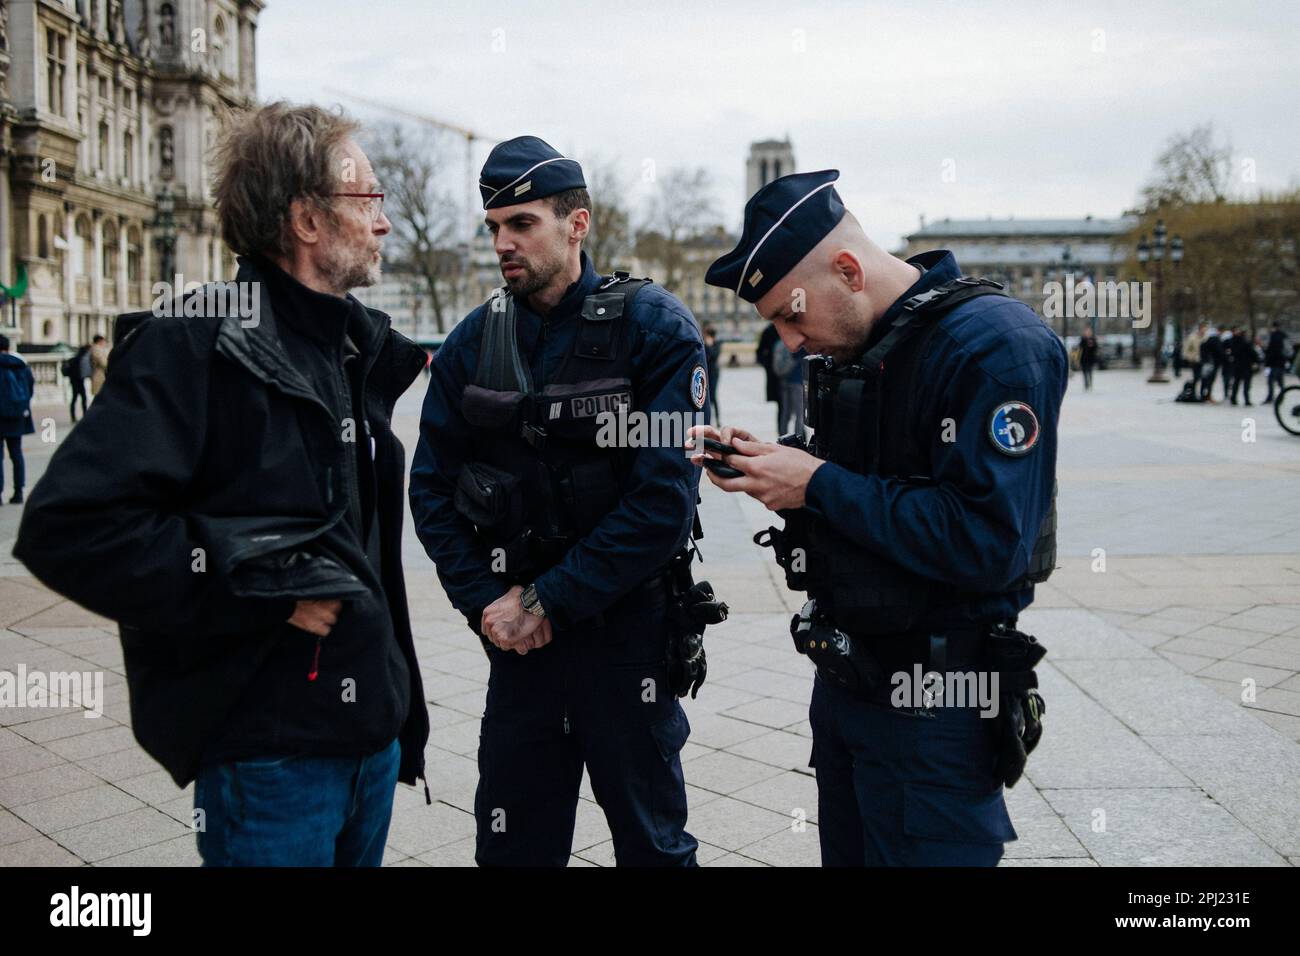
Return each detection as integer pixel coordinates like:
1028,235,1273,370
479,136,586,210
705,169,846,303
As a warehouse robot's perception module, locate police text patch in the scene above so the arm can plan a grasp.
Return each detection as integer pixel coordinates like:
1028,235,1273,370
988,401,1040,456
690,366,708,410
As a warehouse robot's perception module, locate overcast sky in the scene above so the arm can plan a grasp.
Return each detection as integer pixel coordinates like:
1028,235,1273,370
257,0,1300,251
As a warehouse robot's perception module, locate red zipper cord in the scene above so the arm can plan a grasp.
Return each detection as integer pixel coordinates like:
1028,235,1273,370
307,635,323,682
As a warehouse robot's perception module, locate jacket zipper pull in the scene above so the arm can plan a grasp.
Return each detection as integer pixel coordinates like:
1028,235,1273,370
307,635,323,681
562,711,570,735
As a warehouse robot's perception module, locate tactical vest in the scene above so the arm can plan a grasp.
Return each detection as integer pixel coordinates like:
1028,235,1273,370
458,272,650,582
783,276,1057,635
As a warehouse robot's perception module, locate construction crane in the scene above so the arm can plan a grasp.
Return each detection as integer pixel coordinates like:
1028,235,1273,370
323,87,500,248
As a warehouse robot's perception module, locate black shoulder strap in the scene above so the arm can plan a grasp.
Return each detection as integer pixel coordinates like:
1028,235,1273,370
474,288,534,394
861,277,1008,369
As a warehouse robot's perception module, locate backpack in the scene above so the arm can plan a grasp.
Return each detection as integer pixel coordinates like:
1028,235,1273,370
1174,380,1202,403
0,362,32,418
771,341,797,379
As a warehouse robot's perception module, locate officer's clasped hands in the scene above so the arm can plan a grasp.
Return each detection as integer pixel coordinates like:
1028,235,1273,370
687,424,824,511
480,584,553,655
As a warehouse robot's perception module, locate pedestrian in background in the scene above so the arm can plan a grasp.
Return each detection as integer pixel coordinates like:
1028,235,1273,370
62,343,91,422
1228,327,1259,405
0,334,35,505
1264,322,1290,403
1219,326,1236,401
1199,326,1222,402
1079,327,1099,390
703,323,722,424
771,337,805,440
758,322,783,427
1182,323,1204,397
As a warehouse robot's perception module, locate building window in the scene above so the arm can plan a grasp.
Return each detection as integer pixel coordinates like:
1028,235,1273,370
98,122,110,173
214,15,230,75
123,132,134,182
127,227,142,283
37,216,49,259
46,30,67,116
103,223,119,281
98,76,108,101
73,217,91,276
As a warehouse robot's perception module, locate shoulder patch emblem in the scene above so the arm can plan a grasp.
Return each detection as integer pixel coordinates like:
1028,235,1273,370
988,401,1040,456
690,365,708,410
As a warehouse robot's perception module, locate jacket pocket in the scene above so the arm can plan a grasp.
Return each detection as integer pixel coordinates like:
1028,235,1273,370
902,781,1017,844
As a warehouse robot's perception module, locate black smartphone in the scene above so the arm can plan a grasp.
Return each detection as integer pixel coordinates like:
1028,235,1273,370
698,437,743,478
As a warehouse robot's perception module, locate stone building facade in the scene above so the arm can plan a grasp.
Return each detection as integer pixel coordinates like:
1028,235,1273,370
0,0,262,349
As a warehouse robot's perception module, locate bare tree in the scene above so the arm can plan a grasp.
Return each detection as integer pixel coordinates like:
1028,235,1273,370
1141,123,1233,210
583,155,633,271
365,122,460,333
637,166,719,293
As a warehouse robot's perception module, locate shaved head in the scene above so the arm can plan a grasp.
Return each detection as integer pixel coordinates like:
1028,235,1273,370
755,211,922,364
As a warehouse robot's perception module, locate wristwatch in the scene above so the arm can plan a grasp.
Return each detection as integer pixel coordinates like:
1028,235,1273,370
521,584,547,619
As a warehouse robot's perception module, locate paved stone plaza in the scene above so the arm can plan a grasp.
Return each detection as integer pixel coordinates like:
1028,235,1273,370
2,362,1298,866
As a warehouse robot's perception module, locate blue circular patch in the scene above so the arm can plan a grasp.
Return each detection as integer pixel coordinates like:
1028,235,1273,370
988,401,1040,456
690,365,707,410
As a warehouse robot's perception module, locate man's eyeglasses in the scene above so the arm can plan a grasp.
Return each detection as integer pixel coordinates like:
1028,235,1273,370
328,192,385,223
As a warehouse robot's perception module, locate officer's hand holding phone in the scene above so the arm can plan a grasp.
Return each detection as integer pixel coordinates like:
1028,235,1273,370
687,423,825,511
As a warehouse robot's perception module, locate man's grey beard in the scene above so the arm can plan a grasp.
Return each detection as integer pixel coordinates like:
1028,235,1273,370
322,244,380,295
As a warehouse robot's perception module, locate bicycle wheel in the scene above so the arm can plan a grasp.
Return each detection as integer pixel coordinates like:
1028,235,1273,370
1275,386,1300,436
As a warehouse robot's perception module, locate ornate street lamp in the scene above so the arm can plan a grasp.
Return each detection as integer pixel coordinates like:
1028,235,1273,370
1135,219,1182,383
153,185,177,286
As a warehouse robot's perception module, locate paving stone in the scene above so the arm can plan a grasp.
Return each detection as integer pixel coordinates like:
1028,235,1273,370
9,710,115,743
1195,659,1294,688
10,784,143,832
416,835,478,867
729,770,818,822
718,696,808,730
384,799,477,857
1002,784,1092,859
0,808,41,846
0,763,100,807
0,740,67,775
1144,733,1300,857
736,823,822,866
1042,788,1287,866
76,746,161,782
681,796,791,851
1054,658,1266,736
680,749,783,796
726,729,814,771
51,807,189,863
44,725,138,761
97,834,202,867
0,835,83,866
676,710,769,750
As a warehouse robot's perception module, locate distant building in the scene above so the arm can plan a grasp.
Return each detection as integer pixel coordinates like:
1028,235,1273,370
745,137,794,201
901,215,1140,335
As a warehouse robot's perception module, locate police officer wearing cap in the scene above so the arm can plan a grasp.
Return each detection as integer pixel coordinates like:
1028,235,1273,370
691,169,1065,866
409,136,712,866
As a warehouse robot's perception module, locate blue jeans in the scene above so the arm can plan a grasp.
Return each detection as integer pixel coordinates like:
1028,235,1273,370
194,738,400,866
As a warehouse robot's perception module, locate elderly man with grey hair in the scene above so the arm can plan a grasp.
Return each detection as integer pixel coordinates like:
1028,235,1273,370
14,102,430,866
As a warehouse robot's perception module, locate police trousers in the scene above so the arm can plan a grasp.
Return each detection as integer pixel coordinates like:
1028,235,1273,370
809,673,1016,866
474,588,698,867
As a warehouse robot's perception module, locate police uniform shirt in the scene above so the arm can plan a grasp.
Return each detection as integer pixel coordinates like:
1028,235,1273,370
803,250,1068,625
409,251,707,631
